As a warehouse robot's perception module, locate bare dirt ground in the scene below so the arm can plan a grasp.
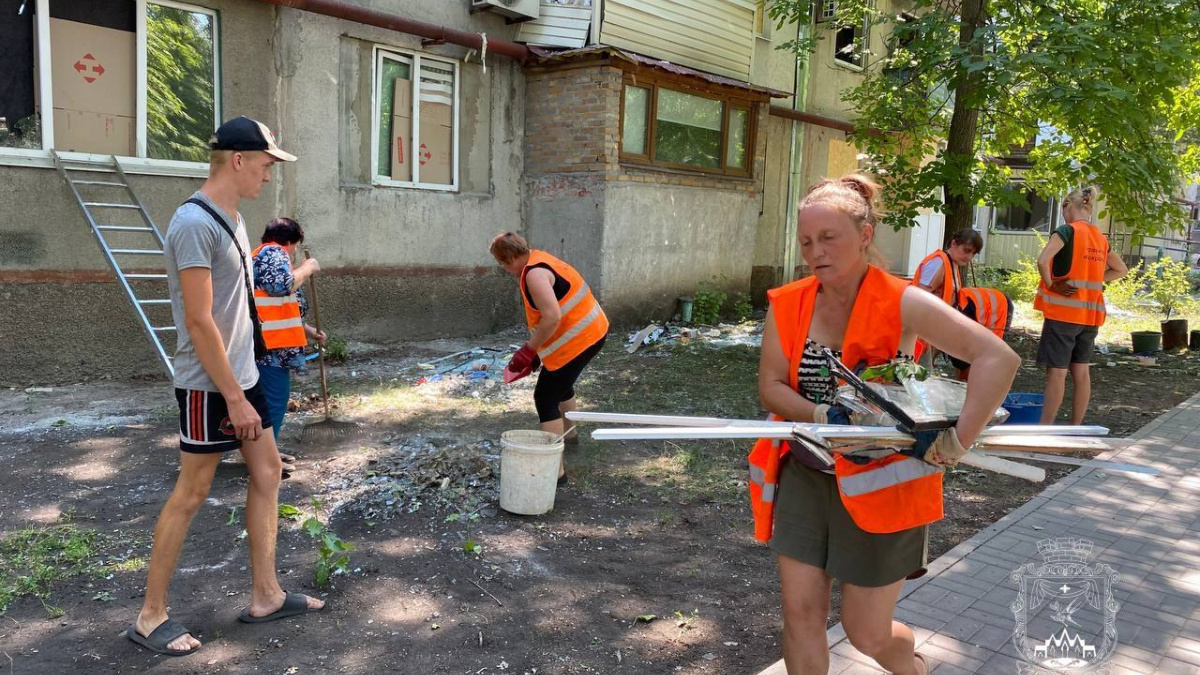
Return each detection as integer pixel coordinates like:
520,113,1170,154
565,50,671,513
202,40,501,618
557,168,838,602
1,322,1197,675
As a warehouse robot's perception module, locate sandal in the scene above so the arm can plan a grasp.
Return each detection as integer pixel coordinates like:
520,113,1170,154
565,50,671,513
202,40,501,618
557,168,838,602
279,452,297,464
914,652,930,675
125,618,198,657
238,591,321,624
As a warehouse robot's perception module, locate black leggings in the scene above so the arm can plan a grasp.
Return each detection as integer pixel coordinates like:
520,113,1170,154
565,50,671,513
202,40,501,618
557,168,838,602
534,336,606,422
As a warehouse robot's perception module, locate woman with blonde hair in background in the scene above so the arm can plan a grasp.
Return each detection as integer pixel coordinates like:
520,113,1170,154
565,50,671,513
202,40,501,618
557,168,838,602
750,174,1019,674
1034,186,1127,424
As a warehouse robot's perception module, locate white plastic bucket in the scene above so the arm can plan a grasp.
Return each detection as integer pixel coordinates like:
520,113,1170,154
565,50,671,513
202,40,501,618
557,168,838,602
499,430,564,515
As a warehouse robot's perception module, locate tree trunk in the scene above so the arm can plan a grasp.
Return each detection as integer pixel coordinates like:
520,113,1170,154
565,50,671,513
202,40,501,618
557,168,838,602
942,0,988,248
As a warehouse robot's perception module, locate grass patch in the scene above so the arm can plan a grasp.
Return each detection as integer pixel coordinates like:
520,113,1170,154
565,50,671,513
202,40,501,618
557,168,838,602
0,522,106,616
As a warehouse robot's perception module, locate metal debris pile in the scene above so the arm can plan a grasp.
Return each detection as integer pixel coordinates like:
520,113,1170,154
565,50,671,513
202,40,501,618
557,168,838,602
626,321,764,353
328,437,500,523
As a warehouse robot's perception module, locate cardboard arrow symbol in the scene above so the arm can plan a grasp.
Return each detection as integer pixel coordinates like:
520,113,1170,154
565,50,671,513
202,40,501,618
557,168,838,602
74,60,87,72
92,64,105,76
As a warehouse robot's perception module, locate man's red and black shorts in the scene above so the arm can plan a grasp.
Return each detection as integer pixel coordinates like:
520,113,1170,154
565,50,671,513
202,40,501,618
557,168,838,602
174,382,273,453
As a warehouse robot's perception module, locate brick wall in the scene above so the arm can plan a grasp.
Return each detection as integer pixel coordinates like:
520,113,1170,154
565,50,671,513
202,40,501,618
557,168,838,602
525,64,623,174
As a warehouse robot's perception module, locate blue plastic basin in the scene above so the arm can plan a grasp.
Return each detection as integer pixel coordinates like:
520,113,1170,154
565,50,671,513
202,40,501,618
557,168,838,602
1002,393,1045,424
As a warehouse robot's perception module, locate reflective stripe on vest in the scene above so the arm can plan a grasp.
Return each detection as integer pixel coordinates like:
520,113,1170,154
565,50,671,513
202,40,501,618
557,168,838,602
1033,221,1109,326
521,251,610,371
1034,292,1107,314
837,456,942,496
538,303,602,360
959,287,1011,339
254,295,297,307
747,266,944,541
262,317,305,332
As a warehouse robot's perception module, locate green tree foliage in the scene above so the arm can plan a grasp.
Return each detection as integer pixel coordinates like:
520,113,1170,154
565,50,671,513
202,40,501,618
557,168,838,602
147,5,215,162
767,0,1200,242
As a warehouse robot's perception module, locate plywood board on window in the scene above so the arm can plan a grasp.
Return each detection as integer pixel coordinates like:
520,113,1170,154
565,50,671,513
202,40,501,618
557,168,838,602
600,0,755,80
826,137,860,178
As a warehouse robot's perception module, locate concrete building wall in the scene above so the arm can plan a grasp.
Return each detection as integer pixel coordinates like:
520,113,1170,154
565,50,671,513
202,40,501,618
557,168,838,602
272,4,526,341
0,0,527,384
522,59,772,322
601,181,758,317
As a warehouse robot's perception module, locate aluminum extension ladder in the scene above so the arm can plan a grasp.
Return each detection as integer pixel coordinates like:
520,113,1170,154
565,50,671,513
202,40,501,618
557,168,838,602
52,151,175,377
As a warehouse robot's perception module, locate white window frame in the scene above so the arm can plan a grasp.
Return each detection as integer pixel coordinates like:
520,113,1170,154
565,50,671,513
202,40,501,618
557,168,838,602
370,45,461,192
0,0,220,177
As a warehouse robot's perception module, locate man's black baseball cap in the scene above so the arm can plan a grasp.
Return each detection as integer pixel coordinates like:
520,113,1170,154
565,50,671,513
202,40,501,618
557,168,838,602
210,116,297,162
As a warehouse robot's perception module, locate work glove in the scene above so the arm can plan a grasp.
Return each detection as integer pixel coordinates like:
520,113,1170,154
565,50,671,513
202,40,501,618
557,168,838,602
902,427,968,466
503,345,541,384
812,403,853,426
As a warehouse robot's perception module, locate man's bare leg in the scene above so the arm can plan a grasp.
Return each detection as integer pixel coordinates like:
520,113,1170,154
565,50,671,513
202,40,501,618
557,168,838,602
135,451,223,653
240,431,324,616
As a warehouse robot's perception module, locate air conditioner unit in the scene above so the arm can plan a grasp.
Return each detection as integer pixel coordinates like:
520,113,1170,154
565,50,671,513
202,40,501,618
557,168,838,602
470,0,540,22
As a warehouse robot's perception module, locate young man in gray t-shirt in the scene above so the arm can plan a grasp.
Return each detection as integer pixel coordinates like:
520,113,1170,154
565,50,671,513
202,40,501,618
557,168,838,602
127,117,324,657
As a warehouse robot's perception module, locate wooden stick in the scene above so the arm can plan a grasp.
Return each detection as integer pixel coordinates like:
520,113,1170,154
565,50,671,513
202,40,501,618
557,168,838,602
469,577,503,607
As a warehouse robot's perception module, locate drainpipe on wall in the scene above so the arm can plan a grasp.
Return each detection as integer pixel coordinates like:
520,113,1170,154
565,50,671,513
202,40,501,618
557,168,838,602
782,19,811,283
247,0,532,62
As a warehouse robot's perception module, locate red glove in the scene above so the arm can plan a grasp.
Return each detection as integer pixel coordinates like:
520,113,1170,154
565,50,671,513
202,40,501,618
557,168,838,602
503,345,540,384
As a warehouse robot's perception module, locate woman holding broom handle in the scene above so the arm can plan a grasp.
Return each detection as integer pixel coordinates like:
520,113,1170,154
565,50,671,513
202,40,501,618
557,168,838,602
490,233,609,483
750,175,1019,674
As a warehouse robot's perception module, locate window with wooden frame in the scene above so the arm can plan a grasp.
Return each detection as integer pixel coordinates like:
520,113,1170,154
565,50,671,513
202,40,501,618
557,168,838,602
619,75,755,177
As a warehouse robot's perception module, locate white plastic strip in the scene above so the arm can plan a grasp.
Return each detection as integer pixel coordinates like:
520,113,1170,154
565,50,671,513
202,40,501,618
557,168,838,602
567,411,1109,438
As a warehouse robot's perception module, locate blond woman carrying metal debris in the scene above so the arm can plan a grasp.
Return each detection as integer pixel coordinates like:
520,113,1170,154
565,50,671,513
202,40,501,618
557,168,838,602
753,174,1020,675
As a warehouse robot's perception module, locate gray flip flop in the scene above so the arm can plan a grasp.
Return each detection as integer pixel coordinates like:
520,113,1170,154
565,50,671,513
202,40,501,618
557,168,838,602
125,618,198,657
238,591,316,623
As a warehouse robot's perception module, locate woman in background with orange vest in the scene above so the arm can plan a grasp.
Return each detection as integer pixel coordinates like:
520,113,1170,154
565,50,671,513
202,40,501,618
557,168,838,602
753,175,1019,675
491,233,609,482
1034,187,1127,425
252,218,324,469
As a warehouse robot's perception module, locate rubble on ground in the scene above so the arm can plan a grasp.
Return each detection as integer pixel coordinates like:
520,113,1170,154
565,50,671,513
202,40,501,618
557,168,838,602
626,321,763,352
326,436,500,523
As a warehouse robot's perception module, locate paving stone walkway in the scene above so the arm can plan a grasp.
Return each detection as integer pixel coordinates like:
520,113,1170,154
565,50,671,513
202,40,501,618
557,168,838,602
757,393,1200,674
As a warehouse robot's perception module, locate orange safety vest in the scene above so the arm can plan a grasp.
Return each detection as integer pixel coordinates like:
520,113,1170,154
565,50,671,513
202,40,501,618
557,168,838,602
912,249,962,308
959,287,1011,339
748,265,944,540
520,250,610,371
1034,221,1109,327
250,244,307,350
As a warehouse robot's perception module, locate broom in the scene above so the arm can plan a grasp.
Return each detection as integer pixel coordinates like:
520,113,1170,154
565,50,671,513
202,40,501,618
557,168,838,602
301,248,361,441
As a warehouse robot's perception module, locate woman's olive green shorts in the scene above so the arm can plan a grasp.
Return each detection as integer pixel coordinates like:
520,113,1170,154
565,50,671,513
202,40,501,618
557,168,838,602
770,455,929,588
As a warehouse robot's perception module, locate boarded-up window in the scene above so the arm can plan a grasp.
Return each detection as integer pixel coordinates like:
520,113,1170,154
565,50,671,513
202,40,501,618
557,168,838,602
372,47,458,190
